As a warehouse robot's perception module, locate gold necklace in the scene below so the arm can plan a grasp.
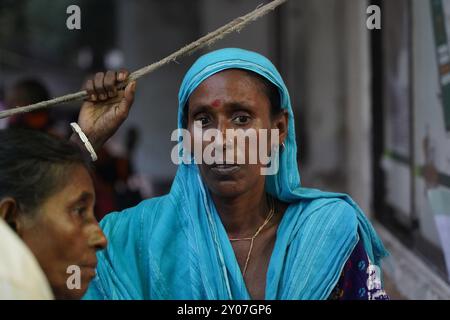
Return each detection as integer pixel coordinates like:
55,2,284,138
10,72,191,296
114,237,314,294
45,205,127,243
229,195,276,277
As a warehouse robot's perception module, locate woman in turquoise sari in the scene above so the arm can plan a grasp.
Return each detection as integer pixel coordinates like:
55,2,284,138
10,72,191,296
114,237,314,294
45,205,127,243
79,48,388,300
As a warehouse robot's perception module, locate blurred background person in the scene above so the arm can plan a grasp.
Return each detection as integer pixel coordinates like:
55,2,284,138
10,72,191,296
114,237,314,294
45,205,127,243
5,78,57,134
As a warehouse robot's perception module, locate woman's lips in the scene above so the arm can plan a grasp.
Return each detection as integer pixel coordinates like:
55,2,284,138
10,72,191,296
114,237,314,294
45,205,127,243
82,266,97,279
80,259,98,279
210,164,240,175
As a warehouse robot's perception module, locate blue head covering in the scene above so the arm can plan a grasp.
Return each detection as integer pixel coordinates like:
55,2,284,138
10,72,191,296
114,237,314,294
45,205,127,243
84,48,388,300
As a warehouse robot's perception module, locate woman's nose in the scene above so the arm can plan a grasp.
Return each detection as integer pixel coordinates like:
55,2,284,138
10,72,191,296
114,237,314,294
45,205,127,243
217,117,234,137
217,119,226,135
88,225,108,251
216,120,233,148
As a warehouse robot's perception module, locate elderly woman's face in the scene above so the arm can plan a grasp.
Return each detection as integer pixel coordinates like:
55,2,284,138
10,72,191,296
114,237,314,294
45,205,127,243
19,164,107,299
187,69,286,198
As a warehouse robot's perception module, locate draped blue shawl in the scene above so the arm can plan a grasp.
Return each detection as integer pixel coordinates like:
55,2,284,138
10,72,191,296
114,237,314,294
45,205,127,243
84,48,388,300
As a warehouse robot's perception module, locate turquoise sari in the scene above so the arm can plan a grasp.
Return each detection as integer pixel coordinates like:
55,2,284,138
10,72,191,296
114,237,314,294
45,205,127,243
84,48,388,300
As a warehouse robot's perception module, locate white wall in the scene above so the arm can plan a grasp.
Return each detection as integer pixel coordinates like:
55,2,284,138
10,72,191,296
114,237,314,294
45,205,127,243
199,0,273,58
297,0,345,176
342,0,372,215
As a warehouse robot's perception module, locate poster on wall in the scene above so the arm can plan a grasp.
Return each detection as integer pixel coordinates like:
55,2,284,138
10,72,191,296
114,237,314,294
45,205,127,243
431,0,450,131
427,0,450,280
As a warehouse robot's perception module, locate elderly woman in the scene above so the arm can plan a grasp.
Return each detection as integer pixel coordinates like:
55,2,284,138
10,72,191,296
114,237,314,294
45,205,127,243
79,48,388,300
0,129,108,299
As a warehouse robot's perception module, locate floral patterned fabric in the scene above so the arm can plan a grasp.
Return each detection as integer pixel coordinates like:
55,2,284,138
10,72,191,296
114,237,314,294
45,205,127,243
329,239,389,300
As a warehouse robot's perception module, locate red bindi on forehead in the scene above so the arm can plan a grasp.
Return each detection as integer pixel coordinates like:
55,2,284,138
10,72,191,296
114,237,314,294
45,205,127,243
211,99,222,108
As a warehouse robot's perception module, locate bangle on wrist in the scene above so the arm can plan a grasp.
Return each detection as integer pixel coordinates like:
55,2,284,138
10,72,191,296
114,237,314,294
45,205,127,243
70,122,98,162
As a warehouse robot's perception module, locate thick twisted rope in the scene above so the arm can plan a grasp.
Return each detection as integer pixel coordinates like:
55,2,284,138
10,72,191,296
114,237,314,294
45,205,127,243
0,0,287,120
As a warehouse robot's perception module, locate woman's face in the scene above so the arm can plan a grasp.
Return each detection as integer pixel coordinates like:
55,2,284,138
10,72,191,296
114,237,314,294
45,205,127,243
187,69,287,198
19,164,107,299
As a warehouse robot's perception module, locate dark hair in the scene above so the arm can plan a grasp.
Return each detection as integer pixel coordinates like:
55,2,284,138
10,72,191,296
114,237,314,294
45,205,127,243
0,128,91,214
183,69,282,127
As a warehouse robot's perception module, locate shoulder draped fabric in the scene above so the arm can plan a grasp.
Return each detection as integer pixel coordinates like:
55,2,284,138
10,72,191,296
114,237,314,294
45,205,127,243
84,48,388,300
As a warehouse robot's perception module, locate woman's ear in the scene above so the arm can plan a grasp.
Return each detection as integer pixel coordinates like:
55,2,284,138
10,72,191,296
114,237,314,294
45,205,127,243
273,110,289,146
0,198,22,234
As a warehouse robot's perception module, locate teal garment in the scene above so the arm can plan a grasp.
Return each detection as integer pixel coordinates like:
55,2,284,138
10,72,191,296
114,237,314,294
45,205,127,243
84,48,388,300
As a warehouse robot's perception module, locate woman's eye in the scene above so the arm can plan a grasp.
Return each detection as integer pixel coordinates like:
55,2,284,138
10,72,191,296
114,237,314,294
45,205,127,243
73,207,86,217
195,116,210,127
233,115,250,125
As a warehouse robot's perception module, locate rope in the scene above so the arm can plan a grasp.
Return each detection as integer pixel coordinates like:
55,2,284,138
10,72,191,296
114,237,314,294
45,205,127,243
0,0,287,120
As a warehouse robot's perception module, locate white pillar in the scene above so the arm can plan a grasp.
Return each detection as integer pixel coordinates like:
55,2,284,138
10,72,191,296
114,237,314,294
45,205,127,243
342,0,373,215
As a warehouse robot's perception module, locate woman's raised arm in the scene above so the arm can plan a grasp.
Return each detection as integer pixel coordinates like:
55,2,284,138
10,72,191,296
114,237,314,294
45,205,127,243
70,70,136,152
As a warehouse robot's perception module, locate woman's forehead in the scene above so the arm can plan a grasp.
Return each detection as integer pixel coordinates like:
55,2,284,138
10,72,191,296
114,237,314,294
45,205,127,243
189,69,265,101
201,68,262,85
